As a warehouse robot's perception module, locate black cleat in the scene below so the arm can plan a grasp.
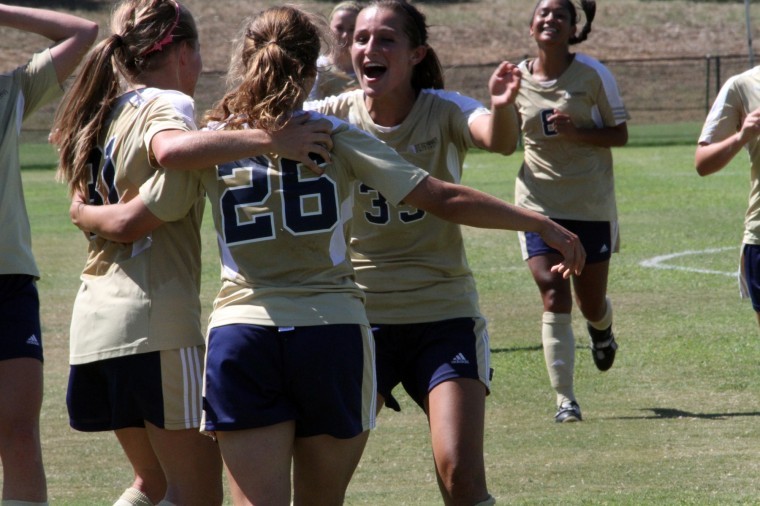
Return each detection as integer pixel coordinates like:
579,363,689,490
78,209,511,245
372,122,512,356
588,324,618,372
555,400,582,423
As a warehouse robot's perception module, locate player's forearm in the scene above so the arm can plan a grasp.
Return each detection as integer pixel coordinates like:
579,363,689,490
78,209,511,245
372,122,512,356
471,106,519,155
152,129,276,171
0,4,98,43
571,122,628,148
695,135,744,176
72,199,163,243
405,176,547,232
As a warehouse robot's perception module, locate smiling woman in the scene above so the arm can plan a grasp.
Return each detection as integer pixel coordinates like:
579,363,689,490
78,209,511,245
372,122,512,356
303,0,541,503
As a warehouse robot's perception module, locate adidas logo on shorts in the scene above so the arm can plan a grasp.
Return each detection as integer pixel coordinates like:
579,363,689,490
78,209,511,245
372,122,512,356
451,353,469,365
26,334,41,346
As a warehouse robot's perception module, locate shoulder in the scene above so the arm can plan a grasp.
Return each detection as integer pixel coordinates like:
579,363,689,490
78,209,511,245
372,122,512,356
573,53,617,82
135,88,196,127
723,66,760,92
296,110,350,135
419,89,489,124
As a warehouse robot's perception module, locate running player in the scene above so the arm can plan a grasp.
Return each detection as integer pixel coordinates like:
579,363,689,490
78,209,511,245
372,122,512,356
696,66,760,327
303,0,539,503
0,5,96,505
513,0,628,423
70,5,584,505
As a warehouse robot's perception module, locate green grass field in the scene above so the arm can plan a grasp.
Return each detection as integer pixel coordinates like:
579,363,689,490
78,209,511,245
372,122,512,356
19,126,760,504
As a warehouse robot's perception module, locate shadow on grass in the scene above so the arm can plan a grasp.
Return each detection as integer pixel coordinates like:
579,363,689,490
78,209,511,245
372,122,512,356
492,345,593,354
491,345,543,354
614,408,760,420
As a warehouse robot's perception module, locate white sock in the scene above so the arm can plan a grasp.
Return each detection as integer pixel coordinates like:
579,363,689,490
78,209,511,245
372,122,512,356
542,311,575,406
588,297,613,332
113,488,153,506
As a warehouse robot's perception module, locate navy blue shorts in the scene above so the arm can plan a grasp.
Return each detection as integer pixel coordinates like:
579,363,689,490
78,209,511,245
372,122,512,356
0,274,43,362
742,244,760,311
202,324,376,438
521,218,617,265
372,317,491,411
67,347,205,432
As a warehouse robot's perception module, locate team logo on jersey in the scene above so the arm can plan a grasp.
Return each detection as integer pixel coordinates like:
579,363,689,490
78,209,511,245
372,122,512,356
409,137,438,154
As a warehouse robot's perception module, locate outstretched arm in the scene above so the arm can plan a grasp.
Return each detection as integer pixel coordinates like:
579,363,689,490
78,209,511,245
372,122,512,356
402,176,586,277
695,107,760,176
469,61,521,155
0,4,98,84
151,114,334,173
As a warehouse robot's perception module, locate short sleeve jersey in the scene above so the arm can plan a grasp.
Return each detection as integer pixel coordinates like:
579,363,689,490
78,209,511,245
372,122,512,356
514,53,629,221
196,113,428,329
305,89,490,324
0,50,61,277
699,66,760,245
69,89,205,365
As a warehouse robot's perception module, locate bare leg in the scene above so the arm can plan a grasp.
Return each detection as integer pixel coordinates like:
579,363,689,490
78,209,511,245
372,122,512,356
292,431,369,506
114,428,167,504
425,378,490,506
572,260,610,322
0,358,46,502
144,421,223,506
216,421,295,506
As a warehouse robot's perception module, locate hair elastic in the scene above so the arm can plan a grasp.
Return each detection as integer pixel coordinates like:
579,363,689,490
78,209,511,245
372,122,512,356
141,0,181,57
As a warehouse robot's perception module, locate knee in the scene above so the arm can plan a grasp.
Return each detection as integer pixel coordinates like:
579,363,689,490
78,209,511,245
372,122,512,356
0,419,41,456
436,457,487,505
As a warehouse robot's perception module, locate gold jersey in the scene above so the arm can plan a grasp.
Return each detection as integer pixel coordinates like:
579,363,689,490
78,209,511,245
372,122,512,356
69,89,205,364
699,66,760,245
305,89,491,324
0,50,61,277
514,53,629,222
142,113,428,329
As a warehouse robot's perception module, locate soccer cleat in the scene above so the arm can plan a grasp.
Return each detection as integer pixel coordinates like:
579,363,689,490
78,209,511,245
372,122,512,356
588,323,618,372
555,400,582,423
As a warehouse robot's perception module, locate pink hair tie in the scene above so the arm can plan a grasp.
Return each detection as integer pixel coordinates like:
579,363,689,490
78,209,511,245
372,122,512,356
141,0,181,57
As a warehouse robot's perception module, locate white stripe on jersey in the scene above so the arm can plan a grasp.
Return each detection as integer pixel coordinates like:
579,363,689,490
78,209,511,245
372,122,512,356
575,54,628,125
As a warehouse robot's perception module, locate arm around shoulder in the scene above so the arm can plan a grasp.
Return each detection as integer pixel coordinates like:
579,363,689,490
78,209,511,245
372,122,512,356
71,195,164,244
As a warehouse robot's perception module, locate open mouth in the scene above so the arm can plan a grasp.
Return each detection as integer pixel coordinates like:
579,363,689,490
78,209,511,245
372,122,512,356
363,62,387,79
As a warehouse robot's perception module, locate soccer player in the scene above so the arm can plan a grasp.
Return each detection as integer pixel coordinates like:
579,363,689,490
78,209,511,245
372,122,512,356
0,4,96,505
696,66,760,327
308,1,362,100
512,0,628,423
52,2,331,505
303,0,551,503
70,5,583,505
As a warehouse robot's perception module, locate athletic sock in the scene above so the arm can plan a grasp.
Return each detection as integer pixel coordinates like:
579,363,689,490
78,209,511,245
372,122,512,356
113,488,153,506
588,297,614,344
541,311,575,406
